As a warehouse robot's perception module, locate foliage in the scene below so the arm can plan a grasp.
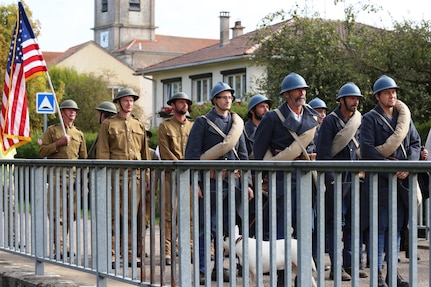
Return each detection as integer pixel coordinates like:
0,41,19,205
189,101,248,121
416,122,431,145
147,128,158,150
47,67,113,132
16,133,42,159
249,5,431,126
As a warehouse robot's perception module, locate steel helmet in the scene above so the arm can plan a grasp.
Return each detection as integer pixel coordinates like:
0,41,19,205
113,88,139,103
96,101,117,114
248,94,272,111
167,92,192,106
373,75,399,95
308,97,327,109
280,72,309,94
337,82,363,100
210,82,235,104
59,99,79,110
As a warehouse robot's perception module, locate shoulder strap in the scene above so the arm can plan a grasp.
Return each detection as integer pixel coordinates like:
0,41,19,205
274,109,311,160
274,108,286,122
202,115,226,138
330,111,360,149
202,115,240,160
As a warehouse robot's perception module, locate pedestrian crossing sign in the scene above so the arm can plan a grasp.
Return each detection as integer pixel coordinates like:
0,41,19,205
36,93,55,114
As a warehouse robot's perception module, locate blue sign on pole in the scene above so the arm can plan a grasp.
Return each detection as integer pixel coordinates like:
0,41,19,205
36,93,55,114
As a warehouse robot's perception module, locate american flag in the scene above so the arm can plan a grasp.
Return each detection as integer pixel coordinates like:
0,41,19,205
1,1,47,154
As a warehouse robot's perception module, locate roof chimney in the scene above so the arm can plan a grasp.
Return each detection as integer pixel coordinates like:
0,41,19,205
232,20,245,38
219,11,230,47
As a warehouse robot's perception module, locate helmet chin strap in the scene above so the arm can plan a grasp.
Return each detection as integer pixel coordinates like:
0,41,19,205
62,111,74,123
119,102,127,113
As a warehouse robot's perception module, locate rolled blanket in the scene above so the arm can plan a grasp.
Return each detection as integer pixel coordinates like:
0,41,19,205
200,112,244,160
375,100,410,157
331,110,361,157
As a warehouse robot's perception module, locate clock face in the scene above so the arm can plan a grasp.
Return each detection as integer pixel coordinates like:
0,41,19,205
100,31,109,48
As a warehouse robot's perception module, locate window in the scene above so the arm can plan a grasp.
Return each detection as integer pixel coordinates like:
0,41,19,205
162,78,182,105
222,68,246,102
190,74,212,104
101,0,108,12
129,0,140,11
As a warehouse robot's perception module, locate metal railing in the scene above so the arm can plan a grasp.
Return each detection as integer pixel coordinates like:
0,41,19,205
0,159,429,286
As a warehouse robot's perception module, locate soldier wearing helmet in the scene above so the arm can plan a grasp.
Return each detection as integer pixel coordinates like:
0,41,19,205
243,94,272,241
96,101,117,123
253,72,319,284
308,97,328,125
158,92,194,265
306,97,328,156
316,82,368,280
96,88,150,267
87,101,117,159
185,82,253,284
361,75,420,286
39,99,87,256
244,94,272,158
40,99,86,159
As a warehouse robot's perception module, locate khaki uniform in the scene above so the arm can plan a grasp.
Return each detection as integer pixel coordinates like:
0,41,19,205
96,114,150,262
158,117,193,260
40,124,87,159
39,123,87,254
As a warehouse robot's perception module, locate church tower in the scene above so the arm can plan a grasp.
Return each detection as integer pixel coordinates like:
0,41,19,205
93,0,156,51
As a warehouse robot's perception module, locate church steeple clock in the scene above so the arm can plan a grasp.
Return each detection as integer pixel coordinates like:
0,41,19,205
94,0,156,51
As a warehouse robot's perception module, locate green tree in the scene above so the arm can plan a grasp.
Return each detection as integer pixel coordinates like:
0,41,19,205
250,4,431,126
47,67,113,132
351,19,431,123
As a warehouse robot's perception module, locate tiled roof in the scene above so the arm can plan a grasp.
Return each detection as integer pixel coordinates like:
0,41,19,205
43,42,92,67
42,35,218,68
43,51,64,67
138,21,287,74
113,35,218,54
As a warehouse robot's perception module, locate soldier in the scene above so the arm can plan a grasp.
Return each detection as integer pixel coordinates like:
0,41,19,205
316,82,368,280
244,94,272,158
158,92,194,266
307,97,328,156
308,96,327,264
96,88,150,267
39,99,87,257
360,75,420,287
308,97,327,126
87,101,117,159
243,94,272,239
253,72,319,286
185,82,253,285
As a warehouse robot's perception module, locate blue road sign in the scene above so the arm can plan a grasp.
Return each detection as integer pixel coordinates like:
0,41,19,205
36,93,55,114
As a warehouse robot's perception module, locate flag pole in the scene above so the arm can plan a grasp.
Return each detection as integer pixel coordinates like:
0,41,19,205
45,71,66,135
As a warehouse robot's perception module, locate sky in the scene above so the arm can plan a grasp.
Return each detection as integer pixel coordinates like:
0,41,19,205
1,0,429,52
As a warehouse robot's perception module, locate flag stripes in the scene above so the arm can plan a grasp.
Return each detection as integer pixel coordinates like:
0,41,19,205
1,1,47,154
